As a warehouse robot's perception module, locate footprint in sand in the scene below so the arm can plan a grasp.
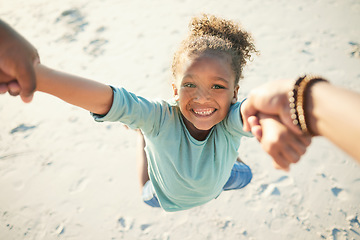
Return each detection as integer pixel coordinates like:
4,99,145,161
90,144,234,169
54,223,66,236
253,183,278,196
331,187,343,197
348,215,360,237
83,38,108,57
10,124,37,134
273,175,294,186
348,215,360,228
330,227,349,240
215,218,233,230
323,216,360,240
258,184,281,197
349,41,360,58
55,8,88,42
330,186,348,200
140,223,151,232
117,217,134,232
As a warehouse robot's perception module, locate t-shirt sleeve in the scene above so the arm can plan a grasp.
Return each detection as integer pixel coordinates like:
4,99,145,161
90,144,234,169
91,86,166,135
222,100,253,137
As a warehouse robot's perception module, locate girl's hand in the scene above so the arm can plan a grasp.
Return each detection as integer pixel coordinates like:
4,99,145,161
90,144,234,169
249,113,311,171
241,79,302,135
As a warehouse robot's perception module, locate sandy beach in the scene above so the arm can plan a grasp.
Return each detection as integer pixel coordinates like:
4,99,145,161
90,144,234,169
1,0,360,239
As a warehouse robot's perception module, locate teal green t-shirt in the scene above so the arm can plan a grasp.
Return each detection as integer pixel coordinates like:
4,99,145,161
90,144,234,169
93,87,252,212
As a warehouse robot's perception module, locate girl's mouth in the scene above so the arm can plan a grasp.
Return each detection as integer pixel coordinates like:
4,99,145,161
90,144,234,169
192,108,216,117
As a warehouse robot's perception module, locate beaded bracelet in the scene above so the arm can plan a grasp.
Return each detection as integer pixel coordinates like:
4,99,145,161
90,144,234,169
288,76,305,130
294,75,328,135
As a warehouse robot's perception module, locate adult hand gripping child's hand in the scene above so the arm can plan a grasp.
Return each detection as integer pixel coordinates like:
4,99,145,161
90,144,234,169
0,20,40,103
241,79,302,135
249,113,311,171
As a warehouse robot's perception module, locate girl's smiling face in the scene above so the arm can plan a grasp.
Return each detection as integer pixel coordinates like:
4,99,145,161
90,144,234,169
173,52,239,140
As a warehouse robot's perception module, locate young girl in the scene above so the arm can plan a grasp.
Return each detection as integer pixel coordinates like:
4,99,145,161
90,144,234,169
31,14,309,212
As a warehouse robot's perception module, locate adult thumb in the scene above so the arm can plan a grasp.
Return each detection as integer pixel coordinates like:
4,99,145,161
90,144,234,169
17,63,36,103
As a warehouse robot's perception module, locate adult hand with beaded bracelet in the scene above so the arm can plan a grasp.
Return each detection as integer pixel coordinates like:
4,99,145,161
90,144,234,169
241,78,360,163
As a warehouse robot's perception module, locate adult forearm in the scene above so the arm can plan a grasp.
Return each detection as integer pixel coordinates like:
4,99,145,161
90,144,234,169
306,82,360,161
36,64,113,115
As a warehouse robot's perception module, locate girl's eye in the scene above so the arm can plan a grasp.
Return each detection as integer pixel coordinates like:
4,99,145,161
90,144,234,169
213,85,225,89
183,83,196,88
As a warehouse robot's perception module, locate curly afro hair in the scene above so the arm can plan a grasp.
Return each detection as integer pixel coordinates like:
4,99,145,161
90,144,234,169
172,14,257,85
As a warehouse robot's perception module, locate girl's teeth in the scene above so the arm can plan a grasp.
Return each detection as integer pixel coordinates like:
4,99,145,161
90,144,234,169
194,109,214,115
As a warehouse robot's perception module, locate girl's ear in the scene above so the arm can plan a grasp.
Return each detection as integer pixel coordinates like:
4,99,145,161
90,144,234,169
172,82,180,101
232,85,240,104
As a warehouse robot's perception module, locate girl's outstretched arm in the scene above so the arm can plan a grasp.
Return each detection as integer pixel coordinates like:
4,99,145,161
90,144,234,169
35,64,113,115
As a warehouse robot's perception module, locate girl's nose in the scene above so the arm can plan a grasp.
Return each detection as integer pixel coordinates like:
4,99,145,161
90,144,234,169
194,87,211,103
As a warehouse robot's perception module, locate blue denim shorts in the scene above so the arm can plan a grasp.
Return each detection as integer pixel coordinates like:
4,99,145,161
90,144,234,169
142,161,252,208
